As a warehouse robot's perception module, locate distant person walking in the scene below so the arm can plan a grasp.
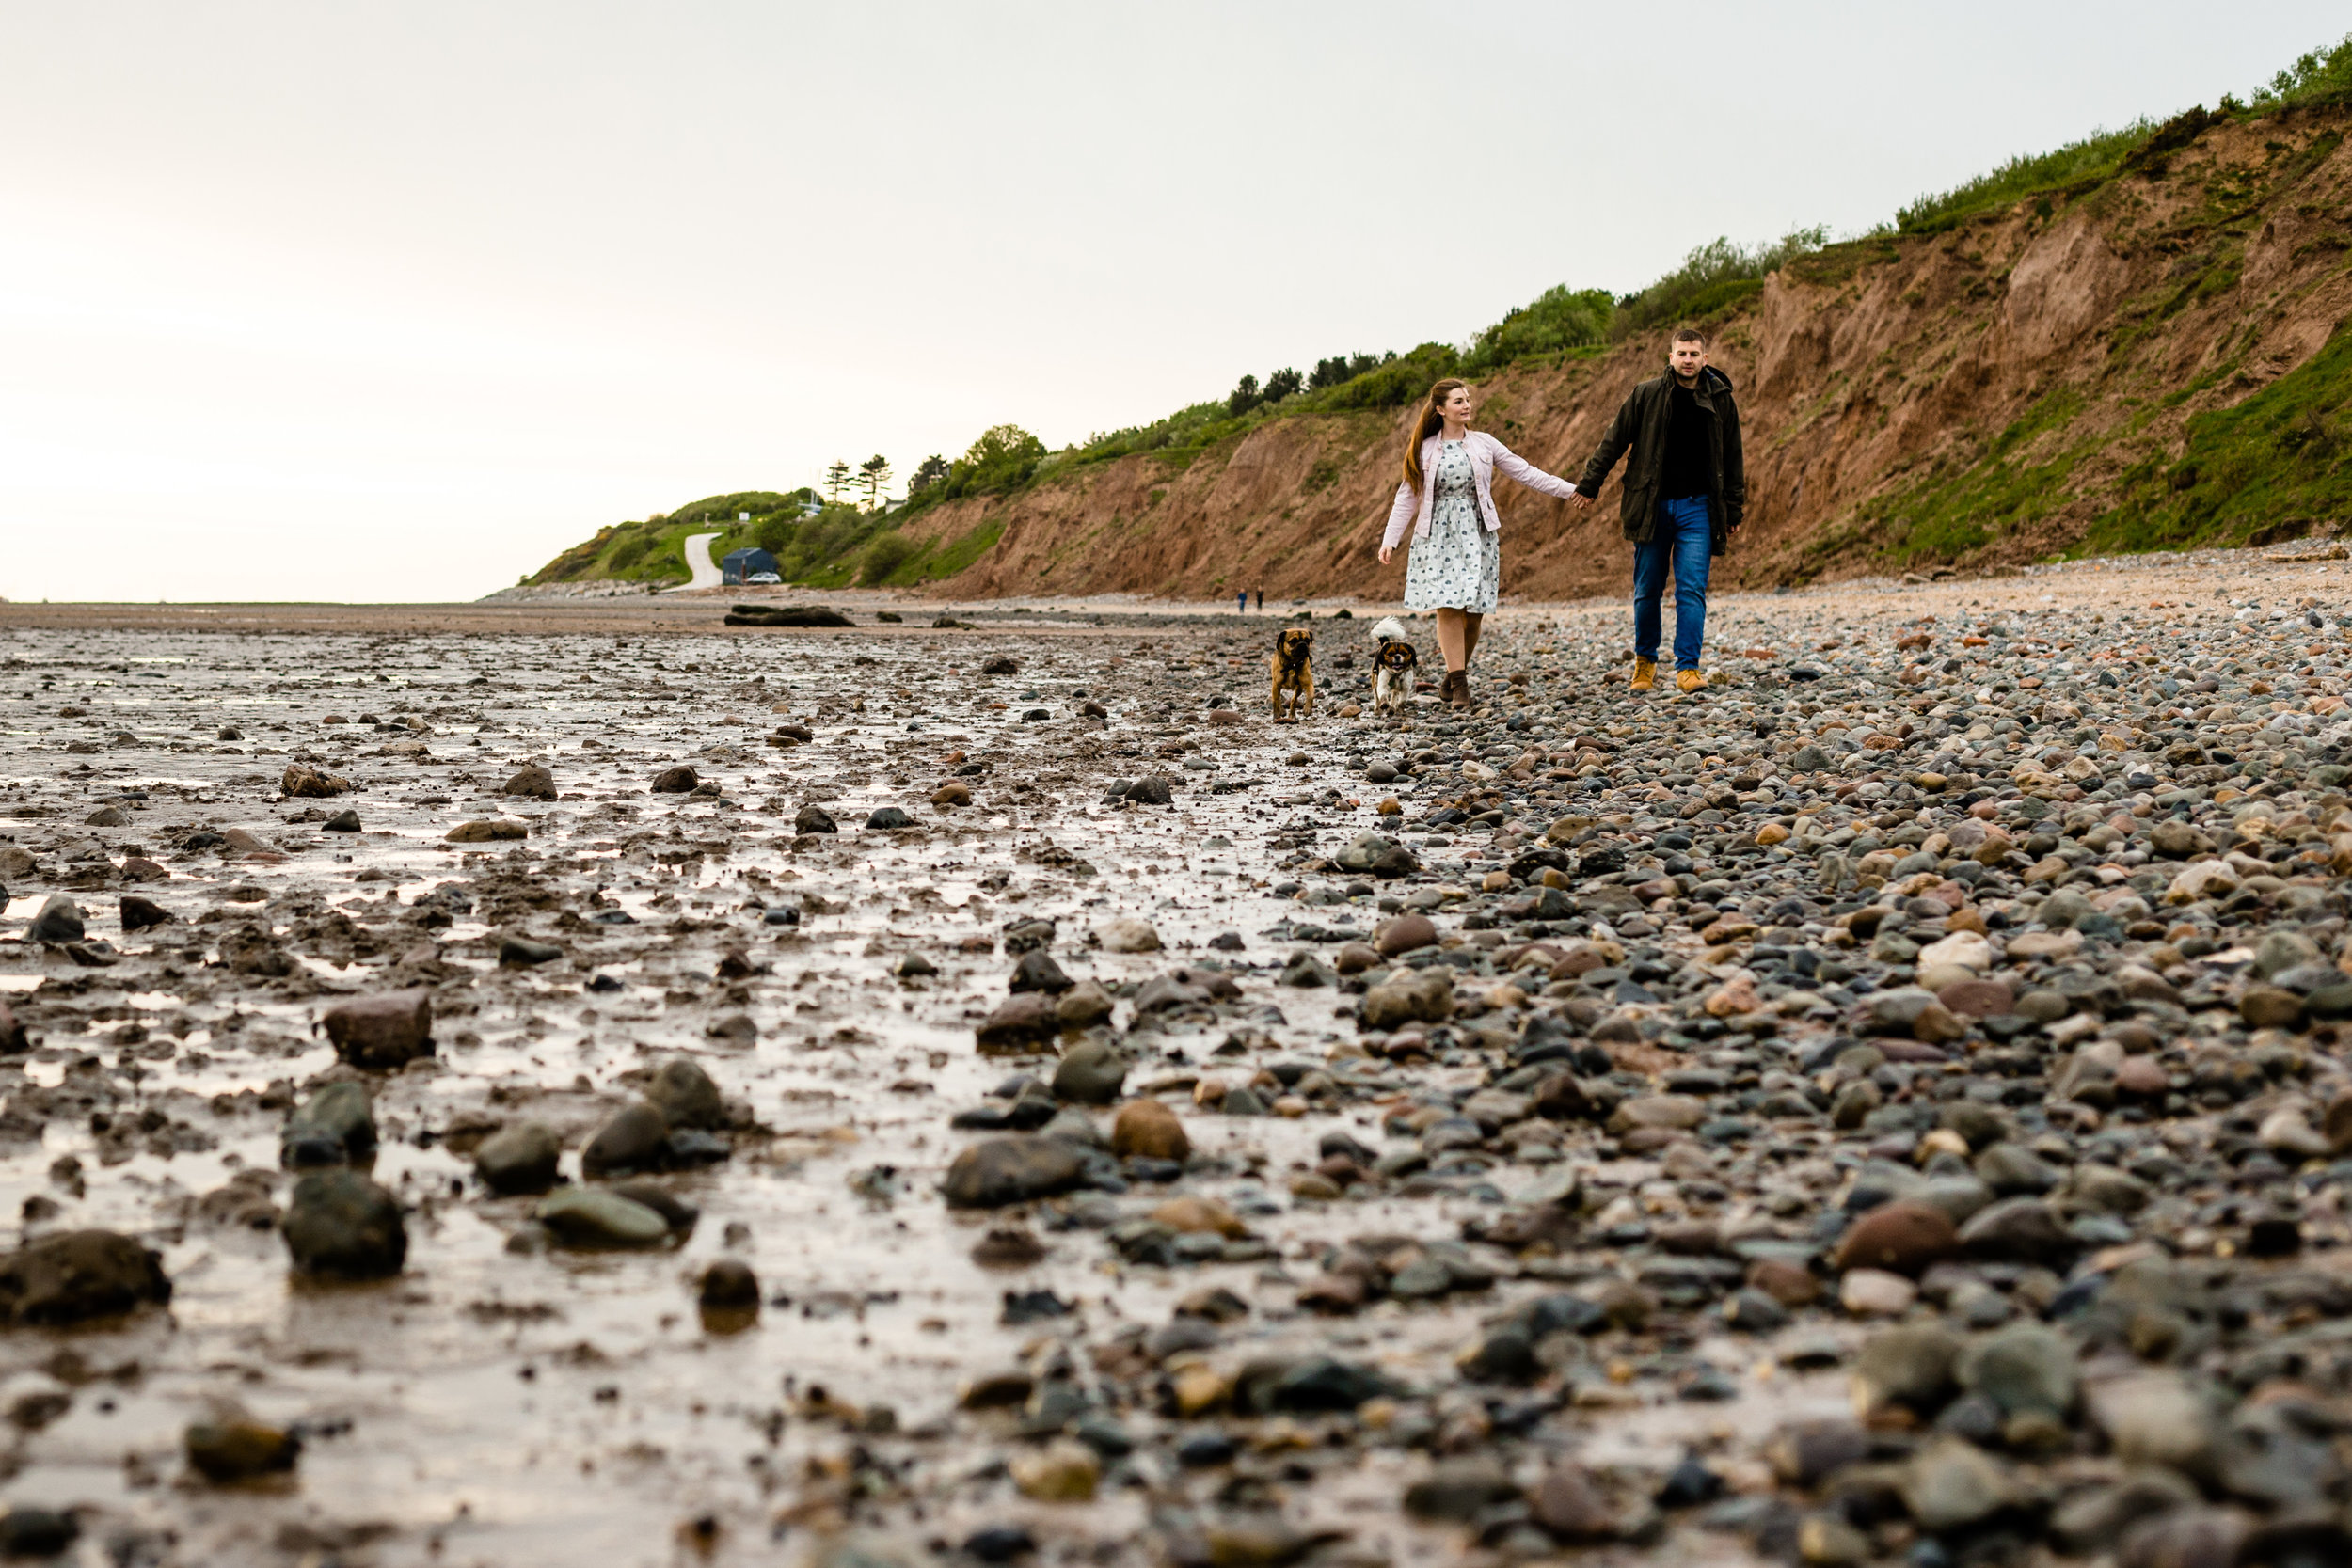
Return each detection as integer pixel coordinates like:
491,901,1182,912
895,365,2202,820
1378,378,1580,707
1570,327,1745,693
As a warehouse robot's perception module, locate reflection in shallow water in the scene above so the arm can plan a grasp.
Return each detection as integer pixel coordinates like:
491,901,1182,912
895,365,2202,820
0,611,1821,1568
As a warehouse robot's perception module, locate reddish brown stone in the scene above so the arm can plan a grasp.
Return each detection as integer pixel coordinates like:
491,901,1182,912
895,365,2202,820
320,990,435,1069
1912,1002,1969,1043
1375,913,1438,956
2327,1090,2352,1156
1655,1221,1721,1256
1110,1099,1190,1161
1530,1464,1620,1541
975,992,1060,1053
1314,1154,1366,1186
1937,978,2015,1019
1749,1258,1821,1307
1296,1274,1367,1313
1833,1201,1959,1277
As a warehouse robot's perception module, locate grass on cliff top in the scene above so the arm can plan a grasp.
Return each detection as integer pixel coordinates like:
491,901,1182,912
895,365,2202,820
1896,121,2158,236
1899,32,2352,235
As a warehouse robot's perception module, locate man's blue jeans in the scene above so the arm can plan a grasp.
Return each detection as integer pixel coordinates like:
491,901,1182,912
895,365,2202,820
1632,495,1713,672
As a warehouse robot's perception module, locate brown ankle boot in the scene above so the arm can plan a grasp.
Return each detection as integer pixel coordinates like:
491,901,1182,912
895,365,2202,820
1445,670,1471,708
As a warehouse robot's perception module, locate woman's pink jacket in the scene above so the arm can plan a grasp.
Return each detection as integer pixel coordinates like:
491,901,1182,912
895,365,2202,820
1381,430,1579,552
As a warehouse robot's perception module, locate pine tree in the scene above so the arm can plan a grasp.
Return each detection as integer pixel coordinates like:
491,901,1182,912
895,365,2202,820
858,454,894,511
823,460,852,503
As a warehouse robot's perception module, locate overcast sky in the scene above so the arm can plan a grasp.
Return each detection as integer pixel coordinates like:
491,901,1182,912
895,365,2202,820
2,2,2342,603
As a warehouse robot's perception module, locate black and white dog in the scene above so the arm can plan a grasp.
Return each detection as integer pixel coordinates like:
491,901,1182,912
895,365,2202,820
1371,616,1420,716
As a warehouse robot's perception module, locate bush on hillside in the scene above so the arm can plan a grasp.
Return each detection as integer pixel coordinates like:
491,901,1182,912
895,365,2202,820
1614,230,1828,333
753,514,795,555
858,531,916,585
1316,343,1462,409
668,490,810,527
2255,32,2352,109
1464,285,1613,372
1311,353,1387,389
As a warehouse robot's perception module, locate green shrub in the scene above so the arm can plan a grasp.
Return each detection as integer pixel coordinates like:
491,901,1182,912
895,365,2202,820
1464,285,1613,371
1311,353,1387,389
2253,32,2352,109
1614,230,1827,332
858,531,916,584
907,454,949,495
753,514,796,555
1317,343,1461,409
667,490,810,526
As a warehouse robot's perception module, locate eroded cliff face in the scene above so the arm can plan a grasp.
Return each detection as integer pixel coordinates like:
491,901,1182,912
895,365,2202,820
906,105,2352,602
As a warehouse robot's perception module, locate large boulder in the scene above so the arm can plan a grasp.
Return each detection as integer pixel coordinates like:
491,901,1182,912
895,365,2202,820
1834,1201,1959,1276
26,895,83,945
644,1058,723,1130
320,990,435,1069
501,764,558,800
1359,968,1454,1031
944,1137,1088,1209
280,1082,376,1169
580,1101,669,1179
282,1170,407,1280
473,1122,562,1196
0,1230,171,1324
977,993,1062,1053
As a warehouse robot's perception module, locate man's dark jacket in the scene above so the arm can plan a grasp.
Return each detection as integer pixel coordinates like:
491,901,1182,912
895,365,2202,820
1574,366,1745,554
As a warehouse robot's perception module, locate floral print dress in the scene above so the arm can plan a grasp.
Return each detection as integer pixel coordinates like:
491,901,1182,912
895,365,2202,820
1404,438,1501,613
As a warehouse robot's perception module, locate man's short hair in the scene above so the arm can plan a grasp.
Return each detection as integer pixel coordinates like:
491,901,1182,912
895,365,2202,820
1671,326,1708,346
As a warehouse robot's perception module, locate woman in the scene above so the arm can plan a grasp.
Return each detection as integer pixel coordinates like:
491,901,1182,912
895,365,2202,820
1377,378,1579,706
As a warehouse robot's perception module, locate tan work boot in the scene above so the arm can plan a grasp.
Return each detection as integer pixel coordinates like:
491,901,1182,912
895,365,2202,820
1677,669,1707,693
1629,657,1655,692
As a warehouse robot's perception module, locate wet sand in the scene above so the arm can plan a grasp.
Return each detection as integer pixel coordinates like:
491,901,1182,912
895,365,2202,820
2,550,2351,1566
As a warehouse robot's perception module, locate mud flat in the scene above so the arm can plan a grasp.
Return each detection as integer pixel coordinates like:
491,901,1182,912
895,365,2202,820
3,551,2352,1567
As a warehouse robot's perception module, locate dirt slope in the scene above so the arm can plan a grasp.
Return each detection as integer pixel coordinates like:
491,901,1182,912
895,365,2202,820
902,105,2352,603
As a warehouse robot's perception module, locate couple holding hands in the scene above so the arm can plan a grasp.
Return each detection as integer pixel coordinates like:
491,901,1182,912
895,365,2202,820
1376,326,1746,705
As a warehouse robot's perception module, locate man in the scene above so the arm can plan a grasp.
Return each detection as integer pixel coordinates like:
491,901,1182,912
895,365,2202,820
1569,327,1745,693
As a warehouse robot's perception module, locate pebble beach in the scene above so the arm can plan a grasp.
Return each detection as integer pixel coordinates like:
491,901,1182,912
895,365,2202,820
1,549,2350,1567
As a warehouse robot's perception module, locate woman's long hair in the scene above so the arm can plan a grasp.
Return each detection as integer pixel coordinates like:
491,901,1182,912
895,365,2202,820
1401,378,1469,494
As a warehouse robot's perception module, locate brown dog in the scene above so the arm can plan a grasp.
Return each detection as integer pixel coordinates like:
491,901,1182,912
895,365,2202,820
1270,627,1314,722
